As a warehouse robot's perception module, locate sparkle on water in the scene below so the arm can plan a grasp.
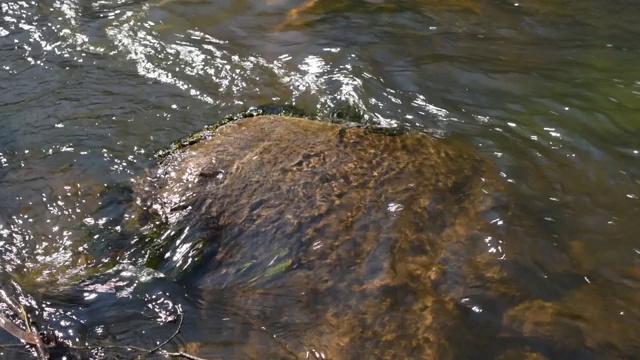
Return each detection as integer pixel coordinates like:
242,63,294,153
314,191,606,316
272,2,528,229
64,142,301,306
1,0,640,359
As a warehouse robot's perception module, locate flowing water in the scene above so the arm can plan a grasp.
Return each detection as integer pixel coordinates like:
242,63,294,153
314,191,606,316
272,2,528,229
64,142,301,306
0,0,639,359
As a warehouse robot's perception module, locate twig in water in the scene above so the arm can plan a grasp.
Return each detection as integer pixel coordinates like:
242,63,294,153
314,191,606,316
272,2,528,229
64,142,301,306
160,350,209,359
1,290,208,360
0,289,49,360
0,290,22,315
19,304,49,360
146,307,208,359
74,305,208,360
0,314,39,345
147,307,183,355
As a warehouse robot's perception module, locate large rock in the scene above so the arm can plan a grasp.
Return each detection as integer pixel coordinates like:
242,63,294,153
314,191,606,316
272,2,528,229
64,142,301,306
132,115,510,359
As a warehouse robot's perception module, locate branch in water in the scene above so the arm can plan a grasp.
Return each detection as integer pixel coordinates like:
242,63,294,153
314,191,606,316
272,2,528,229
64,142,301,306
0,289,50,359
0,314,39,345
1,290,208,360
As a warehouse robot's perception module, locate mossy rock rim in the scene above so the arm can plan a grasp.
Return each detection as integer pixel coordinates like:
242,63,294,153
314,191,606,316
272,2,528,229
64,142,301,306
155,104,410,161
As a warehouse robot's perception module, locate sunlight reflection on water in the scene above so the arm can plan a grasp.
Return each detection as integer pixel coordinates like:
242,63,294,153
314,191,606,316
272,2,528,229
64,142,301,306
1,0,640,358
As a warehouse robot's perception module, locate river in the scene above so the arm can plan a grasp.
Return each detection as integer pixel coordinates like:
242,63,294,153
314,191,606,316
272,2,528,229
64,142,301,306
1,0,639,359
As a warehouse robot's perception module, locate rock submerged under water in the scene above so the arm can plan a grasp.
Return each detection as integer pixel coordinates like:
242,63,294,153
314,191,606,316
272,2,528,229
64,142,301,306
127,115,640,360
5,116,637,359
131,115,512,359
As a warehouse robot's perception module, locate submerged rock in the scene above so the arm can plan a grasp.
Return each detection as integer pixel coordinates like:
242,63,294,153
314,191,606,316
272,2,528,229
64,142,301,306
6,115,638,359
132,115,511,358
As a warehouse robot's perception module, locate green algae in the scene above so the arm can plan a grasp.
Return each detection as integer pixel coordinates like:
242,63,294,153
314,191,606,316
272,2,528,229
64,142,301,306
263,259,293,279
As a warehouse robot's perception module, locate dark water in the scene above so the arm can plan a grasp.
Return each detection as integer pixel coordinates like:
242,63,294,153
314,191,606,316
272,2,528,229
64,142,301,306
0,0,639,359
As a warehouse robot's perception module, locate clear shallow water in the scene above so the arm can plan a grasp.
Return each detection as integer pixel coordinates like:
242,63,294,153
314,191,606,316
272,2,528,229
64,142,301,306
0,0,639,359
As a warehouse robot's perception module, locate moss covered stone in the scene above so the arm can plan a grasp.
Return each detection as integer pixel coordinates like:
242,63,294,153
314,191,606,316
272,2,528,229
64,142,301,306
128,114,518,359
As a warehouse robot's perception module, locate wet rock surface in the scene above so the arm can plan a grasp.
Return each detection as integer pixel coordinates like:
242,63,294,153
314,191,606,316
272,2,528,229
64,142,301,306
5,114,638,359
131,115,512,359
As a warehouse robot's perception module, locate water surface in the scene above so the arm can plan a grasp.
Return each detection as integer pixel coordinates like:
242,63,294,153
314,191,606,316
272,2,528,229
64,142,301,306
1,0,639,359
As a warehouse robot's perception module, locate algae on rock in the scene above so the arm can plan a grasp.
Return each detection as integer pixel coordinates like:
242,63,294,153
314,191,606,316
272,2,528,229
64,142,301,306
131,114,513,359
